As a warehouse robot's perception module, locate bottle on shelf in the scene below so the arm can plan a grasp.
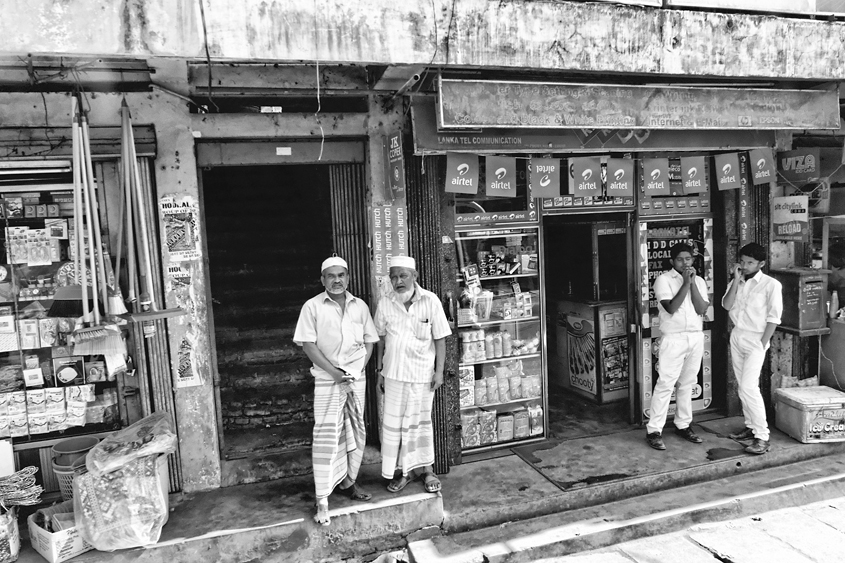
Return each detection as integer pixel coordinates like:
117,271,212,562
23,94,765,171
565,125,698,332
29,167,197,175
831,290,840,320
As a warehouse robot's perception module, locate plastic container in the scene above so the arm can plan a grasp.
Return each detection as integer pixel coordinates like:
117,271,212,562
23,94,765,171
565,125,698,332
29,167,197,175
51,461,76,501
775,385,845,443
51,436,99,467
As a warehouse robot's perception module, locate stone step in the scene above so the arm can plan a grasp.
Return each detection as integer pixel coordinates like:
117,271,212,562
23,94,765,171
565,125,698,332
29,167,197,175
408,452,845,563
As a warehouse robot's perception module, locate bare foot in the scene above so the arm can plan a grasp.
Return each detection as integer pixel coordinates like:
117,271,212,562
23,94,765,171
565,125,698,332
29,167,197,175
314,500,330,526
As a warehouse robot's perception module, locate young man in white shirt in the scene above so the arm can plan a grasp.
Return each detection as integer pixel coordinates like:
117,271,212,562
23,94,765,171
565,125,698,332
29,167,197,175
721,243,783,455
646,243,710,451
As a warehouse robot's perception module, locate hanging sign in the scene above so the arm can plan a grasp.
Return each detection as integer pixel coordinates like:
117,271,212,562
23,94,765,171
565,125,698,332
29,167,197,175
748,148,775,185
444,152,479,194
569,157,602,197
642,158,670,197
772,195,809,242
485,156,517,197
777,148,820,184
528,158,561,198
680,156,706,195
714,153,741,191
385,131,406,199
606,159,635,197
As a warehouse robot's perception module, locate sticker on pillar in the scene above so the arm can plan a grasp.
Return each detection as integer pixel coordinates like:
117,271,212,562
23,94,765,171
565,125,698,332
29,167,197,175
174,332,202,388
606,159,634,198
569,157,601,197
778,148,819,184
445,152,479,194
749,148,775,185
385,131,406,199
485,156,516,198
680,156,706,195
714,153,741,191
772,195,809,242
529,158,561,198
642,158,670,197
160,195,200,262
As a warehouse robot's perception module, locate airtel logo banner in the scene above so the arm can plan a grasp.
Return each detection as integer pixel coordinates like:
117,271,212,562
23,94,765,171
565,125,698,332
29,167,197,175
749,148,775,186
485,155,517,197
680,156,706,195
714,152,741,191
444,152,479,194
642,158,670,196
607,158,634,197
569,157,602,197
529,157,561,198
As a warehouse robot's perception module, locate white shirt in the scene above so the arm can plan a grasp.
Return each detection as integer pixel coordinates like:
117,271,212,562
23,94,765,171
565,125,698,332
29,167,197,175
722,271,783,332
374,283,452,384
293,291,379,380
653,269,709,334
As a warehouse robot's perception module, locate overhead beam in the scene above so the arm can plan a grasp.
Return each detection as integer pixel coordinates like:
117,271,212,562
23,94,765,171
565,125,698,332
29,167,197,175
188,64,369,95
190,112,368,139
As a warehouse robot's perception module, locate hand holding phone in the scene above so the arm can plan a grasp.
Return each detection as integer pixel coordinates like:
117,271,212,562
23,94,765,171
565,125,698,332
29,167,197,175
732,264,743,280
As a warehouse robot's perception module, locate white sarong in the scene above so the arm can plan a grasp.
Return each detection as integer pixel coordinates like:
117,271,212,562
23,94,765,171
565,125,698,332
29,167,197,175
381,378,435,478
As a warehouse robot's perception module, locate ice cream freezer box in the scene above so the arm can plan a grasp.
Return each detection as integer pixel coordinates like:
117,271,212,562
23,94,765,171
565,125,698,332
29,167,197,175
552,300,629,403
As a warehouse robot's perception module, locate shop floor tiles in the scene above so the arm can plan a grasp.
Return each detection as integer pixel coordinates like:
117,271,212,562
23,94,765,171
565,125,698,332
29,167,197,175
546,387,636,442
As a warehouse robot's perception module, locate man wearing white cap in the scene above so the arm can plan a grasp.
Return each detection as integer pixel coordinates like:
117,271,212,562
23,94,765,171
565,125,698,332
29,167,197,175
374,255,451,494
294,255,380,525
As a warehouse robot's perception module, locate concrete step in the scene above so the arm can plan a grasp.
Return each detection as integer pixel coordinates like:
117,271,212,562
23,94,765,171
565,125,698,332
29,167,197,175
409,452,845,563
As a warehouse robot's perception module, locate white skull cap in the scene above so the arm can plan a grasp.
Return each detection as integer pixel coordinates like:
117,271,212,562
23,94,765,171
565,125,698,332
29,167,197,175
390,256,416,270
321,256,348,272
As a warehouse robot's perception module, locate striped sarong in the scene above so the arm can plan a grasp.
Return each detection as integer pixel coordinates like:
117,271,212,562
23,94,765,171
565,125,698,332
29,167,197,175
312,376,366,500
381,378,435,479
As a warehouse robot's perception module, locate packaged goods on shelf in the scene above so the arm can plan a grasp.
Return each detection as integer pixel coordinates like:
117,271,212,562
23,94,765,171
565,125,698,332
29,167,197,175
459,367,475,388
509,375,523,399
486,375,500,403
26,389,46,414
473,380,487,406
514,409,530,438
461,411,480,448
522,374,541,398
497,413,514,442
479,410,497,445
497,372,511,402
459,388,474,408
528,405,544,436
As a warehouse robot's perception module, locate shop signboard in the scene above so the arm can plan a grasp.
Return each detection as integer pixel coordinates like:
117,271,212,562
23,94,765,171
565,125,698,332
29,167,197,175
772,195,809,242
444,152,479,194
606,159,635,198
642,158,670,197
714,153,741,190
384,131,406,199
778,148,820,184
438,79,840,131
528,158,561,198
680,156,706,196
748,148,775,185
485,156,517,197
569,157,602,197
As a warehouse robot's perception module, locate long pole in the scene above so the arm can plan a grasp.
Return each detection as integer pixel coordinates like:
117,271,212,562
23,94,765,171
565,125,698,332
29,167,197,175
72,99,90,324
80,112,107,320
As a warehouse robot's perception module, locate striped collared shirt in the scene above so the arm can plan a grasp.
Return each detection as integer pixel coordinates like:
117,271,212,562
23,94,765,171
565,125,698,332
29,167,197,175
722,271,783,332
293,291,379,380
374,283,452,384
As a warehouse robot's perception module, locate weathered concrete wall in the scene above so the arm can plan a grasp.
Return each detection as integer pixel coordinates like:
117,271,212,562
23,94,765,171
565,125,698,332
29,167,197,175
3,1,845,80
0,89,221,493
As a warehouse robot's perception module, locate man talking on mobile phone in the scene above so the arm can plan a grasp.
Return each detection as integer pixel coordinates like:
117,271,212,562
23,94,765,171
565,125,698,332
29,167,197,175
646,243,710,451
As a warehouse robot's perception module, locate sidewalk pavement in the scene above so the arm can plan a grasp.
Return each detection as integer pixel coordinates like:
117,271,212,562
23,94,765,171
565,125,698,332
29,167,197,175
543,496,845,562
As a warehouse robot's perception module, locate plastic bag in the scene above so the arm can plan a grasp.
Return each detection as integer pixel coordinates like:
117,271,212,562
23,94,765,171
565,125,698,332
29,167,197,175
86,412,176,476
74,455,167,551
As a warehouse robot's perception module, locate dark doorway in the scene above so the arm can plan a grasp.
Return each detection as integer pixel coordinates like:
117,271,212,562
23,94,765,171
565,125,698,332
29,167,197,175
203,165,334,462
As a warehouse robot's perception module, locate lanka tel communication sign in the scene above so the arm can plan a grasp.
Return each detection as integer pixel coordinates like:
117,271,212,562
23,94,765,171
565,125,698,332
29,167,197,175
772,195,809,242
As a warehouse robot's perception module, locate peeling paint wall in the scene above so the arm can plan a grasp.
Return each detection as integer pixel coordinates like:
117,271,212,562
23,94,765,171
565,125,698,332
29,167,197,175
0,90,221,493
3,1,845,80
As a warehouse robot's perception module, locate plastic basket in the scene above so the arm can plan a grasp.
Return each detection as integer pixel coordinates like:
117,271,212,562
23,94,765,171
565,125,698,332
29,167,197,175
51,461,76,502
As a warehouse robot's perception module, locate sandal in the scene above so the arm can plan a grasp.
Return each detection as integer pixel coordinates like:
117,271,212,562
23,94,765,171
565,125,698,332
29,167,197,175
420,471,441,493
314,501,330,526
338,482,372,501
387,474,413,493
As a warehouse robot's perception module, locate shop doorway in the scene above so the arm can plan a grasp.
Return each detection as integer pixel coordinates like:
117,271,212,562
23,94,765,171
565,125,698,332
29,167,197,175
202,162,373,476
543,213,638,441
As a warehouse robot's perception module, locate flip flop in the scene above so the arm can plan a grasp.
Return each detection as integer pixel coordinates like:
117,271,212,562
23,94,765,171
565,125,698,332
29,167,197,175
338,482,372,501
420,471,441,493
387,474,413,493
314,502,330,526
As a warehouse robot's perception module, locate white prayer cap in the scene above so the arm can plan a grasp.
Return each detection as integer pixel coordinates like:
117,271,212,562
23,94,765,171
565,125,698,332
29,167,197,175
321,256,348,272
390,256,416,270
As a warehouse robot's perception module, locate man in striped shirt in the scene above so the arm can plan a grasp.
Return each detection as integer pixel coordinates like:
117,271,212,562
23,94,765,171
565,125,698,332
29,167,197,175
375,256,451,494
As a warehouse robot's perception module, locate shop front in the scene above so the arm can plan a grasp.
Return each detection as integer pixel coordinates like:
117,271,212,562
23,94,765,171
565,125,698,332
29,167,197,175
411,77,840,467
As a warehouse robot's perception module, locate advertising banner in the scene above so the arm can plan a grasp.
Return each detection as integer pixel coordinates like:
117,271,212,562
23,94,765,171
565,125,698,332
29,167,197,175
485,156,517,198
569,157,602,197
528,158,561,198
680,156,706,195
606,159,635,198
714,153,741,191
772,195,809,242
444,152,479,194
748,148,775,185
385,131,406,199
642,158,670,197
778,148,820,184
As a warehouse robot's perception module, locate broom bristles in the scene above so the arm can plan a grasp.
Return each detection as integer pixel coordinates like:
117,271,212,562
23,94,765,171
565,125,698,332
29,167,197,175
73,325,126,356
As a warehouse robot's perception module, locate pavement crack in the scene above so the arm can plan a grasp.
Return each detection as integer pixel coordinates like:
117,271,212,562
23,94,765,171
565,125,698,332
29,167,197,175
689,537,736,562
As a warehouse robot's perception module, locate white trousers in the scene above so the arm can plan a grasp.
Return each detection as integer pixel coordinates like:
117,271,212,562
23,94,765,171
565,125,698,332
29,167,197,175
646,332,704,434
730,328,770,441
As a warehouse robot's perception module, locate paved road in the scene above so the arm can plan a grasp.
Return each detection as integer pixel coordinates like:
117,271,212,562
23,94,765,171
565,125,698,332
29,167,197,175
539,497,845,562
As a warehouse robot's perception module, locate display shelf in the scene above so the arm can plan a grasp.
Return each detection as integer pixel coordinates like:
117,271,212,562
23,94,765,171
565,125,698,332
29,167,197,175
455,232,535,241
455,272,538,282
458,315,540,328
459,352,540,367
462,435,545,454
460,396,542,411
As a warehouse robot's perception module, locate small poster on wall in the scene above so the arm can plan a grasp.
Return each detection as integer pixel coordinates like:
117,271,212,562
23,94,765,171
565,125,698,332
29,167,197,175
160,195,201,262
772,195,809,242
